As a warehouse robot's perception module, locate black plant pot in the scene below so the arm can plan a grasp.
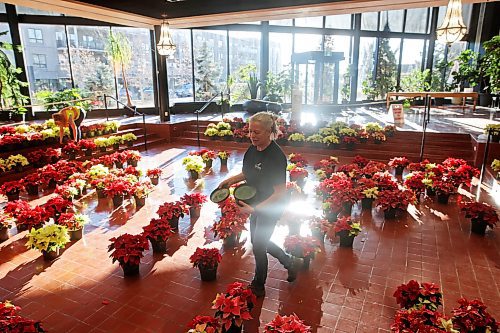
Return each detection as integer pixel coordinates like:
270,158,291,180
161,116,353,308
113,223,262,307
150,177,159,185
341,202,353,216
324,210,338,223
69,228,83,241
134,195,146,207
99,147,107,153
337,230,355,248
479,93,492,107
426,188,436,196
26,184,39,196
42,249,60,261
96,188,106,199
112,195,124,207
361,198,373,210
168,217,179,231
434,97,445,106
470,218,488,235
199,264,218,281
223,233,238,248
150,238,167,253
384,208,397,219
436,193,450,204
6,191,20,202
128,159,138,167
84,149,93,157
395,166,404,176
222,324,243,333
121,262,140,276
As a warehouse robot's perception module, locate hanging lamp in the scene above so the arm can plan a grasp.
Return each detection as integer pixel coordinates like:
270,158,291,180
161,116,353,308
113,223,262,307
436,0,467,44
157,14,176,57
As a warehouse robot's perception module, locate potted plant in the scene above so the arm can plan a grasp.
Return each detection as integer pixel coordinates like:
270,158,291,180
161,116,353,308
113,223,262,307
201,150,216,169
332,216,362,248
217,151,231,167
142,217,174,253
212,282,256,333
190,247,222,281
21,173,42,196
187,315,221,333
384,125,396,137
377,189,416,219
108,233,149,276
391,308,450,332
485,124,500,142
44,196,73,222
342,136,359,150
121,133,137,147
78,139,96,157
480,36,500,107
5,154,29,173
157,201,188,231
212,211,248,248
492,159,500,180
0,180,25,201
132,180,154,207
104,178,132,207
233,128,247,143
8,204,48,231
433,180,455,204
309,216,330,243
104,120,120,134
288,133,306,147
460,201,498,235
0,213,13,242
0,301,45,332
393,280,443,311
146,168,162,185
263,313,311,333
112,151,128,169
204,127,219,140
182,155,205,179
306,134,325,148
373,131,386,144
322,135,340,149
26,224,70,261
181,192,207,219
288,165,308,188
94,137,109,152
284,235,320,270
57,212,89,241
357,178,379,210
450,49,479,94
62,142,80,160
451,298,499,332
324,179,361,216
107,135,121,150
388,157,410,176
404,172,426,199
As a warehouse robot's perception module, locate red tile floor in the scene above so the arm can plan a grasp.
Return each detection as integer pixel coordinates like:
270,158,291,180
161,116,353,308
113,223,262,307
0,144,499,332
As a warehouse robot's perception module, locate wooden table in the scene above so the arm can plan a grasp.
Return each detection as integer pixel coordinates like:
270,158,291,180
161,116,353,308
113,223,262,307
386,91,479,111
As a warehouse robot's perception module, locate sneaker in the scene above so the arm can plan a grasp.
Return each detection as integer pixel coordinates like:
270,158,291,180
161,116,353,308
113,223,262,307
286,259,298,282
249,282,266,298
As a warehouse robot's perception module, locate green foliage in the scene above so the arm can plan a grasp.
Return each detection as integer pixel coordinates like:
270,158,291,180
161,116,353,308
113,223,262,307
341,65,351,102
230,64,258,103
450,49,479,90
195,42,219,100
400,69,431,92
481,35,500,93
430,60,453,91
247,71,261,100
361,78,377,100
373,37,397,99
0,31,29,114
106,31,133,106
263,68,291,102
35,88,90,112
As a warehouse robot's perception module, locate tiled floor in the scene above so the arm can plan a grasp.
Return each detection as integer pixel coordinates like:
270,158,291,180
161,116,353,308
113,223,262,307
0,144,499,332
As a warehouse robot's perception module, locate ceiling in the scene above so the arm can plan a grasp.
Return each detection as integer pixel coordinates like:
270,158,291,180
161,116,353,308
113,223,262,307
5,0,499,29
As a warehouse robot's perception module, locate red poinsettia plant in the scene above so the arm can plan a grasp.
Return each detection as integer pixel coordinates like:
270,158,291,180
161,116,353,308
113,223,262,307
289,166,308,180
187,315,220,333
446,163,479,187
57,212,88,231
77,139,96,151
432,180,456,195
0,300,45,333
284,235,320,258
337,163,361,179
342,136,359,144
288,153,308,167
157,201,188,220
189,247,222,269
108,233,149,266
324,179,361,206
264,313,312,333
233,128,248,140
377,189,416,211
352,155,370,168
309,216,330,234
451,298,499,333
181,193,208,207
393,280,443,311
404,171,426,192
313,157,339,177
44,196,74,218
212,282,255,331
146,168,162,178
103,178,132,197
54,184,79,200
4,200,31,218
123,150,141,162
212,212,247,239
142,217,174,242
391,308,450,333
21,173,42,187
27,148,61,167
372,172,399,191
460,201,499,228
442,157,467,171
0,181,25,195
62,141,81,155
333,216,362,237
11,205,49,230
388,157,411,168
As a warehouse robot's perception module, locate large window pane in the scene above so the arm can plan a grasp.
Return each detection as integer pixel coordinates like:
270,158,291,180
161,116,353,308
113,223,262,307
16,6,63,16
294,33,322,53
400,39,425,87
324,35,352,103
229,31,260,102
379,10,404,32
194,30,228,101
111,27,154,108
269,19,293,26
0,23,15,65
295,16,323,28
20,24,72,110
361,12,378,31
357,37,376,100
405,8,429,33
167,29,193,105
67,26,115,106
325,14,352,29
269,32,292,73
293,34,323,104
0,4,5,13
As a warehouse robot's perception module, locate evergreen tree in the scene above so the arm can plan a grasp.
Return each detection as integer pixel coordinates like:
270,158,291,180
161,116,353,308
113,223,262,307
373,36,397,99
195,42,219,100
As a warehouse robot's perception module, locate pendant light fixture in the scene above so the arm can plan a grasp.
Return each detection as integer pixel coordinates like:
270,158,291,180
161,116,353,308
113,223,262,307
436,0,468,44
157,13,176,57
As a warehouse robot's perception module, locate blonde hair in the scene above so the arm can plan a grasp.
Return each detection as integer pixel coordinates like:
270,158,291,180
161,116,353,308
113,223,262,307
249,112,279,138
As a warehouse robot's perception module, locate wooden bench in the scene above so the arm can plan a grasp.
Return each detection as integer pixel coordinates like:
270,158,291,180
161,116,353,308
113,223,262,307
386,92,479,111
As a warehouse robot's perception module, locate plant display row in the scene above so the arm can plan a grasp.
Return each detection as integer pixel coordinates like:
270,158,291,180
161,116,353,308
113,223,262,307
391,280,498,332
0,300,45,332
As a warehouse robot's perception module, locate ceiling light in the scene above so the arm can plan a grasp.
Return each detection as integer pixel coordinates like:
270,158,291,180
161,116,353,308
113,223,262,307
436,0,467,44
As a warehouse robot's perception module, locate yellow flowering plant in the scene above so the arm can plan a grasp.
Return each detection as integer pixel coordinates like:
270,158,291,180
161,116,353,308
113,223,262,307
362,187,379,199
6,154,29,169
25,224,70,252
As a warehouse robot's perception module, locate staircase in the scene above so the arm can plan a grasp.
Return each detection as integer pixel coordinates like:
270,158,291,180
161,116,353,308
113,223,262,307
171,121,475,164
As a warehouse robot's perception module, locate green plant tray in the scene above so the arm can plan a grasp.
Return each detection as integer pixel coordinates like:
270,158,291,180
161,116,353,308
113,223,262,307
210,188,230,203
234,184,257,201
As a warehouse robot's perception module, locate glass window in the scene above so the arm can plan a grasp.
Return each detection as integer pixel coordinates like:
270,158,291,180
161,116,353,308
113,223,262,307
295,16,323,28
361,12,378,31
16,6,63,16
269,19,293,26
324,35,352,103
269,32,292,74
20,24,72,109
0,4,6,13
379,10,404,32
294,33,322,53
33,54,47,68
67,26,115,106
357,37,376,100
325,14,352,29
28,28,43,44
237,21,261,25
229,31,260,103
167,29,194,105
0,23,15,65
400,39,425,84
194,29,228,101
111,27,154,108
405,8,429,33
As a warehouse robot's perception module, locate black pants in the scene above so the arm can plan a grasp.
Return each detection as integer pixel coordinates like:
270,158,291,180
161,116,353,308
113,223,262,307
69,110,86,141
250,212,291,288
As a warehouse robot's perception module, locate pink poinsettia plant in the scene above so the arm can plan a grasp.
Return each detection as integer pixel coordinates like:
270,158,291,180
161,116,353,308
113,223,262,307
393,280,443,311
288,153,308,167
189,247,222,269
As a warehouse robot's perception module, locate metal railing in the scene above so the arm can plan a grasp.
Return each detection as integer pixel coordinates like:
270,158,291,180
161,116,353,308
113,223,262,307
419,94,432,161
103,94,148,151
477,127,495,200
194,92,223,149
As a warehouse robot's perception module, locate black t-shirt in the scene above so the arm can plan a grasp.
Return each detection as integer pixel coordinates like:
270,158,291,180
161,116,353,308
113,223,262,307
242,141,287,207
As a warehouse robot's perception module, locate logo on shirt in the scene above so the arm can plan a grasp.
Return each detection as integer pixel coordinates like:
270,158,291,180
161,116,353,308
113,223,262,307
254,162,262,171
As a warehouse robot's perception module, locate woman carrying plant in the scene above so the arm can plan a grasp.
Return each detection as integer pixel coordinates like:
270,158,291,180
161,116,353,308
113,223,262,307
217,112,296,298
52,105,87,143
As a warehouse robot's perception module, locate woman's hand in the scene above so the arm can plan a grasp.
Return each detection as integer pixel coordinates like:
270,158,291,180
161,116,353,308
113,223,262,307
218,178,232,189
236,201,255,215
